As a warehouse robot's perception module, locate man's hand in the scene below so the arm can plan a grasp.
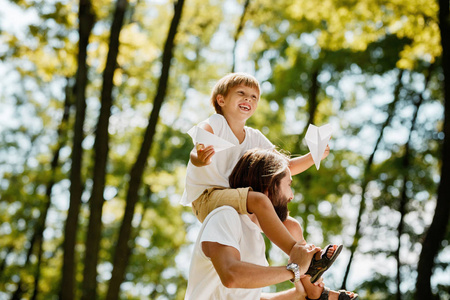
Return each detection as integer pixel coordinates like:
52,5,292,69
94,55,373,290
288,242,321,274
195,143,215,166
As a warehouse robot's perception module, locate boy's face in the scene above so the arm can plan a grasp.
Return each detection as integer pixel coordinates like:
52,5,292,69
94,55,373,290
217,84,260,120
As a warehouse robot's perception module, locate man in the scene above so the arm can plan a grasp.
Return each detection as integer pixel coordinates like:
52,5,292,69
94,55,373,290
184,148,358,300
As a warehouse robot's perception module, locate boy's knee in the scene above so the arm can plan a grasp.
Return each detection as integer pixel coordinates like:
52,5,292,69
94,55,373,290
283,217,303,240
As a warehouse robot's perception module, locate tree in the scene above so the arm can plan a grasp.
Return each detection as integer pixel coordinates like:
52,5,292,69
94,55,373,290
81,0,128,298
415,0,450,298
59,0,95,299
105,1,185,299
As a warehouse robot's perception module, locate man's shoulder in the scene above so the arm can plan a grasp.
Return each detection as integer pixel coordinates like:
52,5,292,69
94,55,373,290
204,206,240,224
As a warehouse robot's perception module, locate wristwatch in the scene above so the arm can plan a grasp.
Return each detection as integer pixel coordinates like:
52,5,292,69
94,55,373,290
286,263,300,283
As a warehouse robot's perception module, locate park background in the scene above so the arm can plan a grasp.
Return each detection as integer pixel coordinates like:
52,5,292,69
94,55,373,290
0,0,449,299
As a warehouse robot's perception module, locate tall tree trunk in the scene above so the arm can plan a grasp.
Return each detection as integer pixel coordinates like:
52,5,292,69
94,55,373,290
105,1,185,299
60,1,95,299
32,80,73,300
296,68,320,241
395,67,432,300
231,0,250,72
81,0,127,299
415,0,450,298
12,78,73,300
341,69,404,289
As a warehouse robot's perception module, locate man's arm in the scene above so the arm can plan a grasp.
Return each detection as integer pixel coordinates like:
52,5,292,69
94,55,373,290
202,240,317,289
203,242,292,288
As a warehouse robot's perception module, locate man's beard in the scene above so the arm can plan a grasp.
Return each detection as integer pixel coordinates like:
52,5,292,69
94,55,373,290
272,194,289,222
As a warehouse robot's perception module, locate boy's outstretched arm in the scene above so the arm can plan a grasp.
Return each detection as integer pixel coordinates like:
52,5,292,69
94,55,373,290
288,144,330,175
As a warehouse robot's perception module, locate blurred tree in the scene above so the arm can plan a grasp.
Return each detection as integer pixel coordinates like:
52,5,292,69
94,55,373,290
10,79,73,300
81,0,128,299
60,0,95,299
105,0,185,299
415,0,450,298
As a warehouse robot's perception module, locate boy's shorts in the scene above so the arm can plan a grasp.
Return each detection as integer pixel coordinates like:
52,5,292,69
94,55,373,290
191,187,251,223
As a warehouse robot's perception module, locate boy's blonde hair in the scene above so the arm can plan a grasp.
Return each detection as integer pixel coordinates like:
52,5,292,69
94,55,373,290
210,73,260,114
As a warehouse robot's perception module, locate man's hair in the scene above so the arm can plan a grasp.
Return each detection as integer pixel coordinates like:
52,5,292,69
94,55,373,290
210,73,260,114
229,148,290,202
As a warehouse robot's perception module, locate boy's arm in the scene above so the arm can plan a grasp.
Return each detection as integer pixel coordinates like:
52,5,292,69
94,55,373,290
288,144,330,176
190,123,215,167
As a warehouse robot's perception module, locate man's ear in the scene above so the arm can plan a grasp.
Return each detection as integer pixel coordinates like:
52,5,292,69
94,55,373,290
217,94,225,107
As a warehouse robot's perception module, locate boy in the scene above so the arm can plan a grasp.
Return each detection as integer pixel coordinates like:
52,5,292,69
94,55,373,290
181,73,339,282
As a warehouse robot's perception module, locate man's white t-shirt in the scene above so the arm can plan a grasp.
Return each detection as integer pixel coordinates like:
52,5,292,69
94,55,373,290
180,114,275,206
185,206,268,300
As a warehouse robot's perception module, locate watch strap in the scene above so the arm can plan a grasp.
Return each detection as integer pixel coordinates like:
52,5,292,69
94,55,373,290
286,263,300,283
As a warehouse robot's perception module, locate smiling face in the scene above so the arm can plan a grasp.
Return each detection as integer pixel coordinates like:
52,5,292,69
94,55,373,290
216,84,260,121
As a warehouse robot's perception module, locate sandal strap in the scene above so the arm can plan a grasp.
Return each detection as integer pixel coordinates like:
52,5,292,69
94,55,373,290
320,287,330,300
338,290,358,300
305,287,330,300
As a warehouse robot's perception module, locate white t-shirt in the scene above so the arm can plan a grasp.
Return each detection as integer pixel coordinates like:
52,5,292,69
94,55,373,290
180,114,274,206
184,206,268,300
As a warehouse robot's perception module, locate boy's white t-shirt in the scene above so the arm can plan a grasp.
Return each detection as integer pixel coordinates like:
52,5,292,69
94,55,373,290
180,114,275,206
184,206,268,300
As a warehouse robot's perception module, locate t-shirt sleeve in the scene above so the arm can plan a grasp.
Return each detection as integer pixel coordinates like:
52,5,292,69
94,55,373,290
200,208,242,253
254,129,275,149
207,114,226,136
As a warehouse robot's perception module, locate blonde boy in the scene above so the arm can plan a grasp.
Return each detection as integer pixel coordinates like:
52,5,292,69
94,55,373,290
181,73,334,264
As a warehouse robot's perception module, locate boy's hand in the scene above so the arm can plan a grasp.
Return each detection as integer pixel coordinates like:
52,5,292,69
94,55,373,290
321,144,330,160
196,144,215,165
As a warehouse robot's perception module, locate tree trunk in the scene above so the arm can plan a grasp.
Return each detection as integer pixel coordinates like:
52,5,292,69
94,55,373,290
10,80,75,300
60,1,95,299
231,0,250,72
296,68,320,241
395,67,432,300
31,79,73,300
415,0,450,298
81,0,127,299
341,69,404,289
105,1,185,299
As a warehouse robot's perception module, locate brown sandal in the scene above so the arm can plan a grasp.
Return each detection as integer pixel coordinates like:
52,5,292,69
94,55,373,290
305,244,343,283
305,287,359,300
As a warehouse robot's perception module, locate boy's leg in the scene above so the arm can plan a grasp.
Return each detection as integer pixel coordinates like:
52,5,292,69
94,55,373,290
192,187,249,223
283,216,337,261
247,191,297,255
283,216,304,241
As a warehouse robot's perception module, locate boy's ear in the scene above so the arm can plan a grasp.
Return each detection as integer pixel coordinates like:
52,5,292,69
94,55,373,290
217,94,225,106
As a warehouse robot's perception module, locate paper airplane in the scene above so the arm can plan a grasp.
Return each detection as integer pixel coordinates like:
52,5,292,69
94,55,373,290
187,126,236,153
305,123,333,170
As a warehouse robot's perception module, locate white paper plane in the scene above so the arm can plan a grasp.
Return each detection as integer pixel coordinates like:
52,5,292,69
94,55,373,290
187,126,236,153
305,123,333,170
